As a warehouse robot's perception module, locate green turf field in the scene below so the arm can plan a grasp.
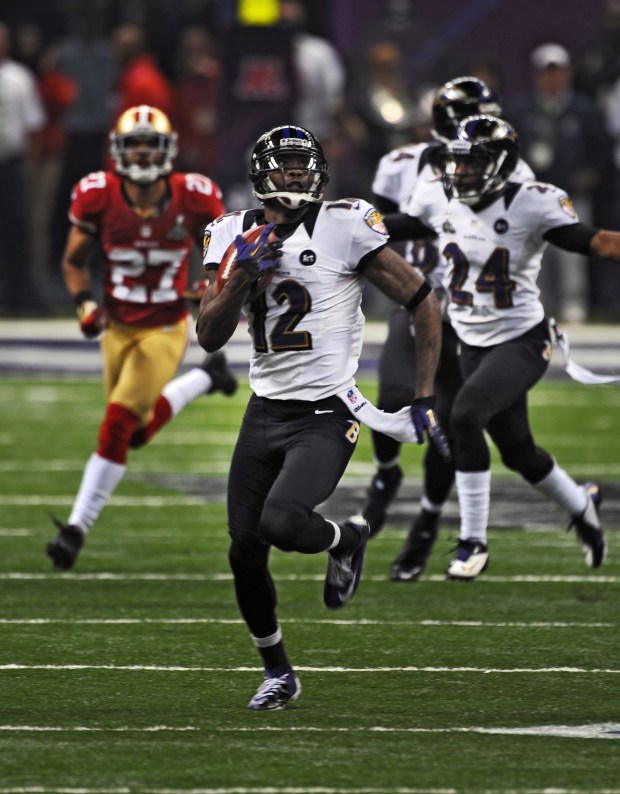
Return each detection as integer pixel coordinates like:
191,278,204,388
0,373,618,794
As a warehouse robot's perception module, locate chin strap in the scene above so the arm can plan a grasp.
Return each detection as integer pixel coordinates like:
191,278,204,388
550,318,620,386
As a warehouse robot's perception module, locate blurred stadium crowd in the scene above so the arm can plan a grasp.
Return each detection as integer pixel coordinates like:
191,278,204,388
2,0,620,320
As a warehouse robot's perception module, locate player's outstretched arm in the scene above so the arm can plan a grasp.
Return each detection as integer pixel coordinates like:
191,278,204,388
590,229,620,260
363,245,441,399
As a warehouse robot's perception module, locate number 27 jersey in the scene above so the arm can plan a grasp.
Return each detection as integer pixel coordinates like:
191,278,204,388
69,171,225,327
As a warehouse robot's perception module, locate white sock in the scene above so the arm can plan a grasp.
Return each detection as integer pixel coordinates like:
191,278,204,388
533,462,589,518
375,455,400,469
68,453,126,533
455,469,491,542
162,368,211,417
326,520,341,551
421,495,444,514
251,625,282,648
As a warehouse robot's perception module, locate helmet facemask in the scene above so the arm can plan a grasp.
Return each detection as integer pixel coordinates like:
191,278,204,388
249,125,329,209
441,115,518,206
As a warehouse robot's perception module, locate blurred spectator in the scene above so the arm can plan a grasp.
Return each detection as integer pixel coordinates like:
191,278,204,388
347,41,419,198
279,0,348,190
49,11,117,275
171,25,221,175
31,43,77,296
461,56,504,94
112,23,173,116
13,22,44,73
574,0,620,107
507,42,614,322
0,21,46,315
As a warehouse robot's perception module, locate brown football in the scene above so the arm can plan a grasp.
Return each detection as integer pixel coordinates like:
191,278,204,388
216,224,279,297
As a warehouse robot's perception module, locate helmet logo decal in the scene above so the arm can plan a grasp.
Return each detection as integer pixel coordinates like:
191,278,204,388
279,138,312,148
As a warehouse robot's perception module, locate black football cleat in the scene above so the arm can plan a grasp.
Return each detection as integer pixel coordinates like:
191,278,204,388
390,509,440,582
324,515,370,609
201,352,238,396
569,482,606,568
46,516,85,570
361,464,403,537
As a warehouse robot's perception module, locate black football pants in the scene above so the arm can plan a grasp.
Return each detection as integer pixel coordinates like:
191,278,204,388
451,319,554,483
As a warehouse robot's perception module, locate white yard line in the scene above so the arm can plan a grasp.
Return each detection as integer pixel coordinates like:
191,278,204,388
1,573,618,583
0,618,613,628
1,664,618,673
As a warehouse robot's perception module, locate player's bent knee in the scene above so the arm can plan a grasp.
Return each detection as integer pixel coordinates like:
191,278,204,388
258,502,308,552
500,446,552,481
228,538,269,575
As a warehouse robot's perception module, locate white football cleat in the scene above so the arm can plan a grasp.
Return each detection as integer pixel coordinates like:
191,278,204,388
445,538,489,580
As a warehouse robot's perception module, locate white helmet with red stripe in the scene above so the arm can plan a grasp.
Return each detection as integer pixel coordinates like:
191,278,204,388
109,105,178,184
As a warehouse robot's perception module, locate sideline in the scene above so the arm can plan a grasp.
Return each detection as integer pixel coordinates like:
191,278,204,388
1,319,619,375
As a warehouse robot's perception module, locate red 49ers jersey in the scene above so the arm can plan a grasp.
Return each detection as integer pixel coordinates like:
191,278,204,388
69,171,225,326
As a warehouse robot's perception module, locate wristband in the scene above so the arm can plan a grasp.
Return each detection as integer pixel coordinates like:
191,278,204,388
73,290,94,307
404,280,432,311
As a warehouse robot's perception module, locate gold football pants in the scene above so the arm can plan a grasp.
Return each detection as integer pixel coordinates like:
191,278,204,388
100,316,191,426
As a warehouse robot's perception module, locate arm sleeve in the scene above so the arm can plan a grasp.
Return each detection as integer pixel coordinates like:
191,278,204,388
543,222,598,254
383,212,437,241
372,194,399,214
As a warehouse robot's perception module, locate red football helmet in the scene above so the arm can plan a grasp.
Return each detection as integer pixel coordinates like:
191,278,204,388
109,105,179,184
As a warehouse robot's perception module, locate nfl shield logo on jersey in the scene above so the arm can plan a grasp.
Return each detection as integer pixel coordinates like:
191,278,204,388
167,215,189,239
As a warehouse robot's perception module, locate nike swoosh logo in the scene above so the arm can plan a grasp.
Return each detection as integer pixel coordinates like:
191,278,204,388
315,409,334,414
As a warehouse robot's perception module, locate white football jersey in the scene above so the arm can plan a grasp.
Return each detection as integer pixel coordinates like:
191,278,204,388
373,142,535,289
405,179,581,346
372,142,432,210
203,200,389,399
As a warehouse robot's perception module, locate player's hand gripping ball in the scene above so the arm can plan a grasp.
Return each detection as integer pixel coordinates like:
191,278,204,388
217,223,282,298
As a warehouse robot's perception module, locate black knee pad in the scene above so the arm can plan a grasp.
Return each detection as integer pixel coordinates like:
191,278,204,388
258,501,309,552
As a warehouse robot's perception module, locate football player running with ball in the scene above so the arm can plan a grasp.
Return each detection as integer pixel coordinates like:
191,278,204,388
399,114,613,580
46,105,237,571
196,124,444,710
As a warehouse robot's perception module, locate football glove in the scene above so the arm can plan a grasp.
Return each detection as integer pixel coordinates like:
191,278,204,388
234,223,283,282
77,299,107,339
410,396,451,460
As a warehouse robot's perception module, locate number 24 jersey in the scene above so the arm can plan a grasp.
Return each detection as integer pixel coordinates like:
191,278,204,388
405,178,581,346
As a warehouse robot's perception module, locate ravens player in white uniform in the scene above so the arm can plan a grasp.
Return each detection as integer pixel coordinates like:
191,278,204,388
403,114,612,579
361,77,534,582
196,125,443,710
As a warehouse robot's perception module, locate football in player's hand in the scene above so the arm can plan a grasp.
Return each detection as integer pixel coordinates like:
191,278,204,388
216,224,281,297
